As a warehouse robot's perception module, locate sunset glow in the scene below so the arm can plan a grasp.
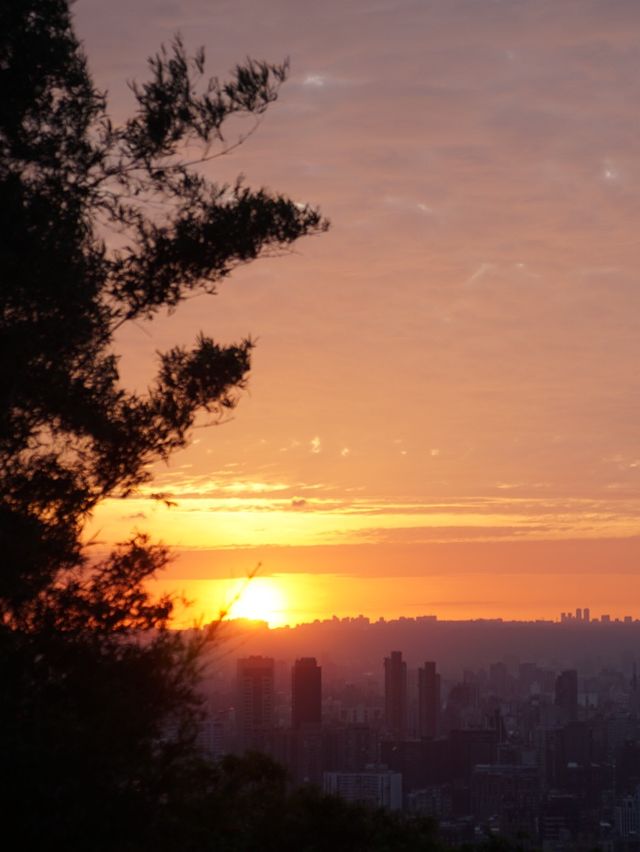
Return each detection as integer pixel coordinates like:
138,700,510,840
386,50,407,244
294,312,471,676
225,577,289,628
76,0,640,625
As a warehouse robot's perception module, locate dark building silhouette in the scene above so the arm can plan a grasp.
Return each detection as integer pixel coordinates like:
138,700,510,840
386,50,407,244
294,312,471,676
292,657,322,729
418,661,440,739
236,655,274,750
324,724,377,773
384,650,407,740
489,661,509,697
519,662,540,696
555,669,578,723
381,738,448,791
471,764,539,837
289,658,323,785
290,725,323,786
442,681,480,734
449,728,498,785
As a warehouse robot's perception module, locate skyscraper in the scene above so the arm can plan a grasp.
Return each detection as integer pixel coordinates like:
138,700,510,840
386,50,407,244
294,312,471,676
418,661,440,739
289,658,322,784
292,657,322,729
384,650,407,740
555,669,578,723
237,656,275,750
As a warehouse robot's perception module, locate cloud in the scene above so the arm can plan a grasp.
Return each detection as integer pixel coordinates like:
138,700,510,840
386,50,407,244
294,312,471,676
143,480,293,498
383,195,435,216
303,74,326,87
349,524,556,545
463,263,495,288
279,439,302,453
76,0,640,584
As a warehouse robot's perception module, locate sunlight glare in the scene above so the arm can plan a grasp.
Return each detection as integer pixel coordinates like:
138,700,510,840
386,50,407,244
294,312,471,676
227,577,288,627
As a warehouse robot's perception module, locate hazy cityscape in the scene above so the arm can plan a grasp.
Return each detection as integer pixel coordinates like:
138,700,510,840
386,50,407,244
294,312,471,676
190,610,640,849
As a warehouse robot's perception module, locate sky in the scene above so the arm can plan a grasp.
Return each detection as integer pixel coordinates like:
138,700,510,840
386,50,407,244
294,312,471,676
75,0,640,625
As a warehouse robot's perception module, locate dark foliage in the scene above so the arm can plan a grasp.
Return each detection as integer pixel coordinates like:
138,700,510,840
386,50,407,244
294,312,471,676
0,1,326,848
0,0,326,611
200,752,442,852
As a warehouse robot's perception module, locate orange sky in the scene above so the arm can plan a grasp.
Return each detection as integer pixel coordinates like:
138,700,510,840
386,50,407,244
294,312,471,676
78,0,640,625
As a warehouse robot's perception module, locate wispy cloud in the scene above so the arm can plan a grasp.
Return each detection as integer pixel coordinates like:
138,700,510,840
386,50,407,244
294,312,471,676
76,0,640,602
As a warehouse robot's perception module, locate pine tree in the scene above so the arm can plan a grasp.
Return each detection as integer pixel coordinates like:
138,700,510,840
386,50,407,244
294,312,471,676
0,2,326,846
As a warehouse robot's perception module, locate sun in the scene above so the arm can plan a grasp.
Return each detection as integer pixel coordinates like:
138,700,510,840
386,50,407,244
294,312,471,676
227,577,288,627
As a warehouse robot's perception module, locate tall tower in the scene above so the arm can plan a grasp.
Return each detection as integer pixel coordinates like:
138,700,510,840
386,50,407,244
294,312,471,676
555,669,578,723
237,656,275,750
418,661,440,739
384,651,407,740
292,657,322,729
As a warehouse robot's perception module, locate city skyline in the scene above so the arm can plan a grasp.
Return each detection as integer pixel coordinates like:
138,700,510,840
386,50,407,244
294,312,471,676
200,623,640,844
215,605,640,630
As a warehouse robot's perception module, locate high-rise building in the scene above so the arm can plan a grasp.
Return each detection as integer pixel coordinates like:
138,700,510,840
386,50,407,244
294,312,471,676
323,769,402,810
583,607,590,623
417,661,440,739
384,650,407,740
236,656,274,750
555,669,578,723
489,661,509,697
292,657,322,729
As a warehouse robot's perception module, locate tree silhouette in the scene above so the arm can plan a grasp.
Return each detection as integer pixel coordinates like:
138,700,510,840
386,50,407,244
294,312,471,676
0,1,326,846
